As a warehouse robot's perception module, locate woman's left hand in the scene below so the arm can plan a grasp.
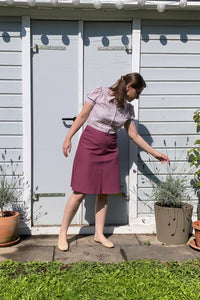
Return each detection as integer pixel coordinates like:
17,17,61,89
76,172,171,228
153,152,170,164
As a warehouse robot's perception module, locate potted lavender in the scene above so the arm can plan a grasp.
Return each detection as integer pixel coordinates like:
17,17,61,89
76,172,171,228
0,150,28,246
153,174,193,244
141,138,193,244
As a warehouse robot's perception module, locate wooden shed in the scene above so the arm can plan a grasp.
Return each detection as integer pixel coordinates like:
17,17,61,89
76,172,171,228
0,0,199,235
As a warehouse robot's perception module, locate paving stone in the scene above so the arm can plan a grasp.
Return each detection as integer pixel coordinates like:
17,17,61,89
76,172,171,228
137,234,164,246
54,244,123,264
188,245,200,259
0,245,53,262
19,235,57,247
124,244,197,262
75,234,139,247
19,235,77,247
75,234,95,245
0,247,18,262
0,234,199,263
109,234,139,246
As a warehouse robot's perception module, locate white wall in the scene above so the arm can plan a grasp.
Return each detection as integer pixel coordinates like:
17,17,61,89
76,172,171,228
1,13,200,234
138,20,200,218
0,17,23,194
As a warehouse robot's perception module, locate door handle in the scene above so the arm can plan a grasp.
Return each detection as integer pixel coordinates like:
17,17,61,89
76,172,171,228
62,117,76,121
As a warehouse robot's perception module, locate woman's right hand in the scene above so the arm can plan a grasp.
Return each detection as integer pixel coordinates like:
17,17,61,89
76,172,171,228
62,102,94,157
63,138,71,157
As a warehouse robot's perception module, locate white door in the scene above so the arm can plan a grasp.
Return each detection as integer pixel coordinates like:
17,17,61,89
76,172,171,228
32,21,132,226
32,21,80,225
83,22,132,225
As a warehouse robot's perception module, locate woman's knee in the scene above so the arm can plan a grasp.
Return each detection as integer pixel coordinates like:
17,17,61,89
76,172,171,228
97,194,108,201
73,191,86,203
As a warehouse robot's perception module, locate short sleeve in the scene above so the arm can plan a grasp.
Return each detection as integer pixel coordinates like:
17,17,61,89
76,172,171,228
86,86,103,105
128,104,135,123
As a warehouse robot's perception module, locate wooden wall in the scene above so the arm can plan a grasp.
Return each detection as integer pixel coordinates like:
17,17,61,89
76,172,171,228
138,20,200,216
0,17,23,192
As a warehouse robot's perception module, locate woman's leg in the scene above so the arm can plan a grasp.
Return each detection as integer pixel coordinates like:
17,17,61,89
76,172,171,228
58,191,86,250
94,194,114,248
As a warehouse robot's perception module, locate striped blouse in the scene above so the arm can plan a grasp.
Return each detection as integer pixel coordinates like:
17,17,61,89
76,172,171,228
86,86,135,134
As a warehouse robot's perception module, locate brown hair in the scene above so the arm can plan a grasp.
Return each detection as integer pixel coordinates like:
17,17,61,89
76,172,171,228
109,72,146,108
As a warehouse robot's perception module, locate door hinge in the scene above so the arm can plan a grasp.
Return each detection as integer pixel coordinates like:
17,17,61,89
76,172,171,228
32,193,66,201
31,44,66,53
98,46,132,54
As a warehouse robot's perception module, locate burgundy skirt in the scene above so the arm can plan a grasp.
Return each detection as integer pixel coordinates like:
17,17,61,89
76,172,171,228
71,125,121,194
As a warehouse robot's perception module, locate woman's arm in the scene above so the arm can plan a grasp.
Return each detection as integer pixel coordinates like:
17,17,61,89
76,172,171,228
124,122,170,163
63,102,94,157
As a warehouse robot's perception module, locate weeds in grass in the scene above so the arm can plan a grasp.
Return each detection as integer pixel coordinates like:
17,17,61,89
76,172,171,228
1,260,200,299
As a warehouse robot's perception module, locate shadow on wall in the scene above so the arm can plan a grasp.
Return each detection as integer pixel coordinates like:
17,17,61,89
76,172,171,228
138,123,161,186
141,32,189,44
12,202,32,235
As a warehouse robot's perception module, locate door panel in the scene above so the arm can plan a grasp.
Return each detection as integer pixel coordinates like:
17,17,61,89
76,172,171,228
32,21,132,226
83,22,132,225
32,21,79,225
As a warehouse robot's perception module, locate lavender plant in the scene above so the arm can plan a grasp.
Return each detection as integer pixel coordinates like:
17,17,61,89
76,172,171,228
140,138,191,209
151,174,188,208
0,150,28,217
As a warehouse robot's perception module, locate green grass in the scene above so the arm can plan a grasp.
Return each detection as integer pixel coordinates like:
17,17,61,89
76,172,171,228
1,259,200,299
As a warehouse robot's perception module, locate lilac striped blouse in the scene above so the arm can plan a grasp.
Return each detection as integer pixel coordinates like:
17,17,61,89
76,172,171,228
86,86,135,134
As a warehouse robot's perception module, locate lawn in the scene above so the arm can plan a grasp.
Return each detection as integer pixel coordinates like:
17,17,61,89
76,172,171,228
0,259,200,299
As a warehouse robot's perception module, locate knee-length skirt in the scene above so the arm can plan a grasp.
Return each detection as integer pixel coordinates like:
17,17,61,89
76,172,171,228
71,125,121,194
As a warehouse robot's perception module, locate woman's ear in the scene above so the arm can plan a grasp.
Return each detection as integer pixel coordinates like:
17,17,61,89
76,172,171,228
126,83,132,91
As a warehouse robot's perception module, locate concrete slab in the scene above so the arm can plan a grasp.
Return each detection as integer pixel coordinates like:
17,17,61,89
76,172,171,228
137,234,165,246
75,234,95,246
0,247,18,262
54,244,123,263
75,234,139,247
0,245,53,262
187,240,200,258
18,235,76,247
18,235,57,246
124,244,197,262
0,234,199,263
109,234,139,246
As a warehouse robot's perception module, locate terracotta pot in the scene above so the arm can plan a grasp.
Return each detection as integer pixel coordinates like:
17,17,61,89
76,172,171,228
154,203,193,244
0,211,20,244
192,220,200,247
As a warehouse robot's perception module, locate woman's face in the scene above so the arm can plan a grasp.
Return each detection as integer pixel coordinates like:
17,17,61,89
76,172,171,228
126,83,144,102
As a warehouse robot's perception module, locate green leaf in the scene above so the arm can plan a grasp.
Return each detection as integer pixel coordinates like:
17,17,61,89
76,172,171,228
194,150,200,157
188,149,194,154
194,140,200,145
195,169,200,176
188,153,195,162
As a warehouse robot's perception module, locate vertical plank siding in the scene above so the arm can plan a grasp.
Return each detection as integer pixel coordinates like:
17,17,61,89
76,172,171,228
139,20,200,216
0,17,23,187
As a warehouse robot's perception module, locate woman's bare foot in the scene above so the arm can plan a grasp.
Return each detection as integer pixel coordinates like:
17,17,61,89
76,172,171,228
94,233,114,248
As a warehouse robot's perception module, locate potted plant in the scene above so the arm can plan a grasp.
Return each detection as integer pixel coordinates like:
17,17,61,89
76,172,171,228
0,150,27,246
140,139,193,245
152,174,193,244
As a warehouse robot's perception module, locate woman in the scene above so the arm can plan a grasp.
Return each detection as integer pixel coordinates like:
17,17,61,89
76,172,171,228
58,73,169,251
